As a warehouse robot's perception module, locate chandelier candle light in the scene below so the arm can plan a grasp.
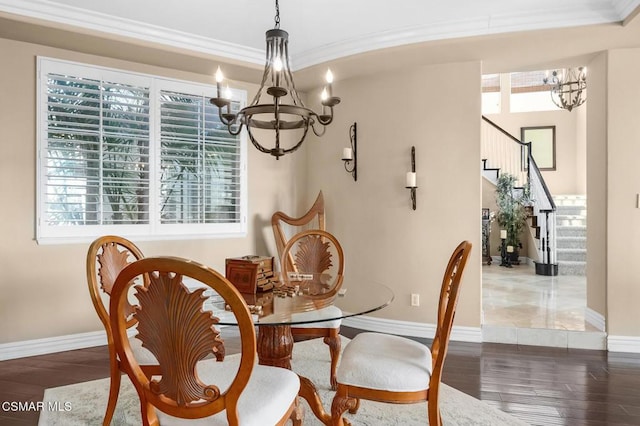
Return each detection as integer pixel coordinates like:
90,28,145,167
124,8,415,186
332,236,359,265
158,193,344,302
543,67,587,112
210,0,340,159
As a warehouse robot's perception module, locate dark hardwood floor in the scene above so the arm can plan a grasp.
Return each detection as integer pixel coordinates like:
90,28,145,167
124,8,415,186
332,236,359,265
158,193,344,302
2,326,640,425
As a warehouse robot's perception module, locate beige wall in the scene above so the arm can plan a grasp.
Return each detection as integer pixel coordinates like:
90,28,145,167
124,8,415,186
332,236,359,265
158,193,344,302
606,48,640,337
0,38,305,344
3,35,640,348
586,52,608,318
305,61,483,328
485,105,585,196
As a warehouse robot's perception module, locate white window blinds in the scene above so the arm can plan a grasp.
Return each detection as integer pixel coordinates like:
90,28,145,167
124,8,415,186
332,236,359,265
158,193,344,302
159,90,242,225
37,58,247,243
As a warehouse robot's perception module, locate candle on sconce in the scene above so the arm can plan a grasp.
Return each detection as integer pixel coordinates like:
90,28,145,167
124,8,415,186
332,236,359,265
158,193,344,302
215,67,224,97
325,69,334,97
406,172,417,188
342,147,353,161
506,245,514,253
500,229,507,239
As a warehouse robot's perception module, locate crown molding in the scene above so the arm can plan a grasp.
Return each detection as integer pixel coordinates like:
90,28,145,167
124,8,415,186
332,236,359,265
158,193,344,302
0,0,264,66
614,0,640,19
294,5,625,69
2,0,639,70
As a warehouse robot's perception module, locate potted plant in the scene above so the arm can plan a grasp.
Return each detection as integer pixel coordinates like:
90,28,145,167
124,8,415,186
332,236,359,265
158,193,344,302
495,173,530,263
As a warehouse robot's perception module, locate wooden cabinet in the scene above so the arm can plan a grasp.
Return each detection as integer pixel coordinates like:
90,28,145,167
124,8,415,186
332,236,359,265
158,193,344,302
225,256,276,294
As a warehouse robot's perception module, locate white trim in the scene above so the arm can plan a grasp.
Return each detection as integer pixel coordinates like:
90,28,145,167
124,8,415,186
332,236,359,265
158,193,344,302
585,307,606,332
0,0,264,66
614,0,640,18
1,0,638,70
5,320,637,360
36,57,248,244
343,314,482,343
0,330,108,361
608,335,640,353
294,6,622,69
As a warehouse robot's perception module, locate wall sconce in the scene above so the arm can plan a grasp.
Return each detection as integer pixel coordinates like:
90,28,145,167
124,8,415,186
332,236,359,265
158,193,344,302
342,122,357,181
405,146,417,210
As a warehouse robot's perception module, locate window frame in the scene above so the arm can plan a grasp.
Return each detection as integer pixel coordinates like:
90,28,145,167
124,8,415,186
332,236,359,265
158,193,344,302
521,125,557,171
36,57,248,244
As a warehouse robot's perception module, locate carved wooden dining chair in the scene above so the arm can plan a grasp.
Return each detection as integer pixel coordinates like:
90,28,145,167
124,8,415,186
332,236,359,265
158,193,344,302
272,192,344,389
86,235,157,426
110,256,300,426
330,241,472,426
280,229,345,390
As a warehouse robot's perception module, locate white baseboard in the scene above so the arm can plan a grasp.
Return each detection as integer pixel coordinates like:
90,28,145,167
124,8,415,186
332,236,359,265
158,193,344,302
6,319,634,360
585,308,606,332
0,330,108,361
343,314,482,343
608,335,640,353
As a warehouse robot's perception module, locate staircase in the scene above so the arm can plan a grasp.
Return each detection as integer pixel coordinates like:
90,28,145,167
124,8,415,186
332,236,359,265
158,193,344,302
555,195,587,275
481,116,558,275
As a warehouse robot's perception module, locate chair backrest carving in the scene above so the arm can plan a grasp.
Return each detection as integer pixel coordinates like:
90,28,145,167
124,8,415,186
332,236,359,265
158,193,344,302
135,270,225,405
430,241,472,385
110,256,254,421
86,235,145,333
280,230,345,300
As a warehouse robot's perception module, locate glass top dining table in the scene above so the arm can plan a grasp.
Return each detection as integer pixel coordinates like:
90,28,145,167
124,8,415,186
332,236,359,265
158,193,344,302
196,277,394,326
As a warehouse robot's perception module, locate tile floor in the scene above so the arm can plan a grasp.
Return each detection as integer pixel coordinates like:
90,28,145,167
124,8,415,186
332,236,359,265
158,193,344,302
482,262,598,332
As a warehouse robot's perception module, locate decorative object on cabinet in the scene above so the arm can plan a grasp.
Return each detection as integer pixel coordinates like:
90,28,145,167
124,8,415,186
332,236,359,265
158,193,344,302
342,122,357,181
209,0,340,159
405,146,417,210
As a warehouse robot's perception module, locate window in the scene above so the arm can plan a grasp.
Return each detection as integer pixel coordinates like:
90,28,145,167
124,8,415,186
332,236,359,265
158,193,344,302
510,70,558,112
37,58,247,243
481,74,501,114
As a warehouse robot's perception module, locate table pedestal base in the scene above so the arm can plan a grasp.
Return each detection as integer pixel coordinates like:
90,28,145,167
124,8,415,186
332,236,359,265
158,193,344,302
257,325,332,425
257,324,293,369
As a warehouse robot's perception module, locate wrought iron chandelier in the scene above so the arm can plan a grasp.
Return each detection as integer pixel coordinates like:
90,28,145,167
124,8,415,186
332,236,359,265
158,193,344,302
543,67,587,112
210,0,340,159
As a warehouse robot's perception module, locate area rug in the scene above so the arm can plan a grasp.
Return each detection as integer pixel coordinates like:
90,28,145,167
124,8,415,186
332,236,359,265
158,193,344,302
39,337,528,425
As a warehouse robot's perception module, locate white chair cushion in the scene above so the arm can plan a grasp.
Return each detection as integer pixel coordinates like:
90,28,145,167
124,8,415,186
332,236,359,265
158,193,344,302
157,357,299,426
291,305,342,329
128,335,158,365
336,332,432,392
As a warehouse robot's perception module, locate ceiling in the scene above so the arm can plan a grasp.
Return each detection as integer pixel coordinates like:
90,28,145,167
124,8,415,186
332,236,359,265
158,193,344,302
1,0,640,88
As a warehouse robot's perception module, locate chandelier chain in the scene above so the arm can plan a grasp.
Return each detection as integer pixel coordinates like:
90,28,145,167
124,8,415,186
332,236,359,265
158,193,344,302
274,0,280,29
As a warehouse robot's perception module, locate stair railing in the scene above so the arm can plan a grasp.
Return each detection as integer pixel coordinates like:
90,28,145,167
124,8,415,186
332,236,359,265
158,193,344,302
481,116,529,187
481,116,557,269
527,155,557,266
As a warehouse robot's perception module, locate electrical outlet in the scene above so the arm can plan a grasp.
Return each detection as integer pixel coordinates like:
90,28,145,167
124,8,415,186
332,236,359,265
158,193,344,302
411,293,420,307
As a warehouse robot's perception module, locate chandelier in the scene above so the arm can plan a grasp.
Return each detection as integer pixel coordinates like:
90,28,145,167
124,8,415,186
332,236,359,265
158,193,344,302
543,67,587,112
210,0,340,159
